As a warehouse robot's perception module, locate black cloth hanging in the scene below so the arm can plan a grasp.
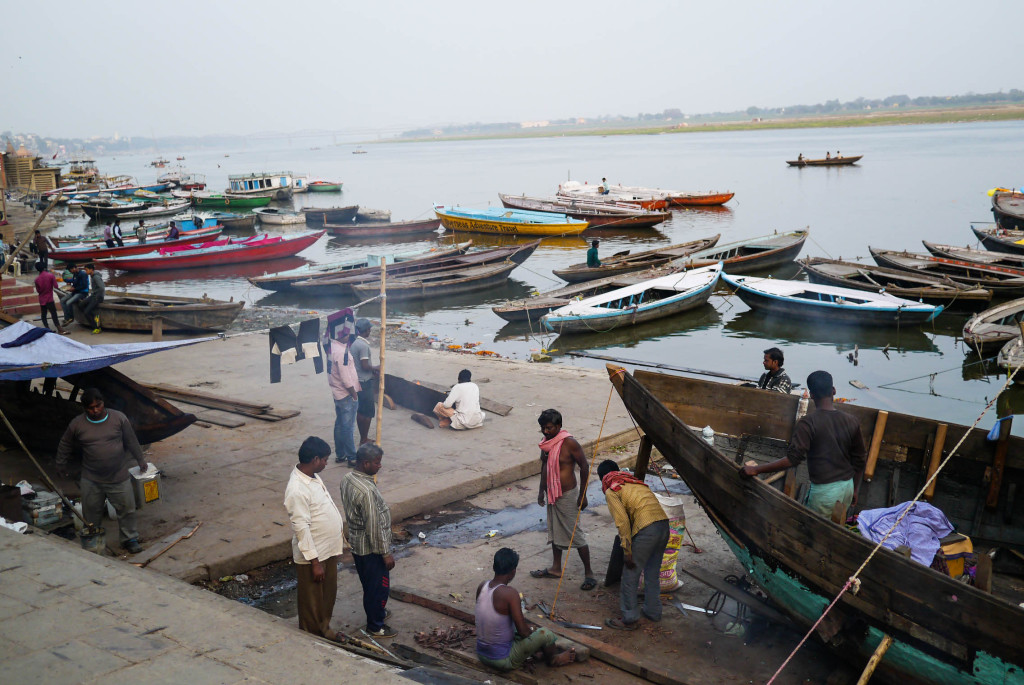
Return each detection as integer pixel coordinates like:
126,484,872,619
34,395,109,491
296,318,323,375
269,325,298,384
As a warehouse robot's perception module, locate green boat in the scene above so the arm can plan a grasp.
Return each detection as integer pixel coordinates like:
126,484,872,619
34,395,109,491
192,194,272,208
308,181,343,193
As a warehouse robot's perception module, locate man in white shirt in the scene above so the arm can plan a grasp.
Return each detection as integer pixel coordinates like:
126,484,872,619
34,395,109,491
283,436,345,641
433,369,485,430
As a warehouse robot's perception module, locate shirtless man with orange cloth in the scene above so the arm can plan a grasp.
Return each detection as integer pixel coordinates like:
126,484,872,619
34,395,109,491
530,408,597,591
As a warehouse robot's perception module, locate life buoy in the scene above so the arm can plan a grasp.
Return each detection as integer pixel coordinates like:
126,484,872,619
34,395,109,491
224,198,230,206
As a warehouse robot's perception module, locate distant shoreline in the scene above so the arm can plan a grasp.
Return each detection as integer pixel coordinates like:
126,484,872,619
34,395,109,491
391,104,1024,144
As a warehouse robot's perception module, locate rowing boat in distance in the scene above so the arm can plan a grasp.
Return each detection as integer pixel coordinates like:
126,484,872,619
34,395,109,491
325,217,441,238
552,235,720,283
541,264,722,334
606,368,1024,684
962,297,1024,353
349,260,521,301
991,190,1024,231
434,205,588,236
799,256,992,310
291,240,540,297
723,273,944,325
681,230,808,273
497,193,669,228
786,155,863,167
73,292,244,332
969,222,1024,255
870,247,1024,296
248,241,471,291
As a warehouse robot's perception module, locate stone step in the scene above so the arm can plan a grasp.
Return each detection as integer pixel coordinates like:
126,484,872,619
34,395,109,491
0,302,41,317
1,293,37,307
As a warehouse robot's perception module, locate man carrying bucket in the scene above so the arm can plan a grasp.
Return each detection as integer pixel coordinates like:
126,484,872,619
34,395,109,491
56,388,148,554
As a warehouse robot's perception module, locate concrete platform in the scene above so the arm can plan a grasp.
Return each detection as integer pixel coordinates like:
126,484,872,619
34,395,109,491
57,328,636,582
0,527,407,685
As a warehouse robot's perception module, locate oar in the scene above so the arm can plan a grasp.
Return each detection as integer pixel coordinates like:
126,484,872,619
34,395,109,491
566,351,765,385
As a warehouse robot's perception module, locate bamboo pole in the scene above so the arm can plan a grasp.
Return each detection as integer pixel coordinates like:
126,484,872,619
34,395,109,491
864,410,889,482
923,423,948,500
374,259,387,445
855,634,894,685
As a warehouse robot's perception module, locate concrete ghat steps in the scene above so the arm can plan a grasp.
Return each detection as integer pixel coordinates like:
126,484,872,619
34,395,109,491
0,276,40,316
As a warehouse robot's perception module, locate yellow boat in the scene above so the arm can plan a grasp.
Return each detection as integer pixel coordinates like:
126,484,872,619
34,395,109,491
434,205,588,236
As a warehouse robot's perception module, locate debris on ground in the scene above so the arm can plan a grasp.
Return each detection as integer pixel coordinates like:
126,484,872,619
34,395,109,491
414,624,476,650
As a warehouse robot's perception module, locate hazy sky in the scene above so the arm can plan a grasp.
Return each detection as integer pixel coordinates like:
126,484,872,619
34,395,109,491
5,0,1022,139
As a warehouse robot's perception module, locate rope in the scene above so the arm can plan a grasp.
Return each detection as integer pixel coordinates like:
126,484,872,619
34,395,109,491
547,373,620,619
765,361,1023,684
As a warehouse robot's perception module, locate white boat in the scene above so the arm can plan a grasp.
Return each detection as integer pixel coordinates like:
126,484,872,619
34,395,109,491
997,336,1024,383
226,171,294,200
541,263,722,334
252,207,306,225
963,297,1024,354
291,173,310,194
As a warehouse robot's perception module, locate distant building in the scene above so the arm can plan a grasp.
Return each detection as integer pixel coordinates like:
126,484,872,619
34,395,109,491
520,121,550,129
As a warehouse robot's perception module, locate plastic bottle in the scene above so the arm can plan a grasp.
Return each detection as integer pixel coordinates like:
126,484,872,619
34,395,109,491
702,426,715,445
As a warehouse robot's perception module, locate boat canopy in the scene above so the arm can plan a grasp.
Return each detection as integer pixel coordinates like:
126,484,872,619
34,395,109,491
0,321,211,381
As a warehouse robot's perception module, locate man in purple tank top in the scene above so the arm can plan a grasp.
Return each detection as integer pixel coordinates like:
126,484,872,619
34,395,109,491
475,548,576,671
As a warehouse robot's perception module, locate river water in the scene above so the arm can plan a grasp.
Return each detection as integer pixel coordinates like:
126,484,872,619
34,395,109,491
51,121,1024,430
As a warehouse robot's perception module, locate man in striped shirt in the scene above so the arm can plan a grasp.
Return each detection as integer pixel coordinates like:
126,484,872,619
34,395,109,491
339,443,396,638
597,460,669,631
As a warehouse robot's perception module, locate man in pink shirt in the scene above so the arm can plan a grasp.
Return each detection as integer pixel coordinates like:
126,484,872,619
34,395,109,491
34,264,67,334
328,330,361,465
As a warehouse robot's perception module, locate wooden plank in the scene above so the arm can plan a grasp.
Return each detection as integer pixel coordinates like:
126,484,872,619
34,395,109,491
924,423,947,500
414,379,514,416
444,649,537,685
864,410,888,482
633,435,652,479
391,585,691,685
855,634,894,685
987,416,1012,509
140,382,272,413
131,523,201,567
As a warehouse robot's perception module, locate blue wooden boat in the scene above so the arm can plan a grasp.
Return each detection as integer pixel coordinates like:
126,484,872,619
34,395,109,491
541,263,721,334
607,369,1024,685
722,273,943,325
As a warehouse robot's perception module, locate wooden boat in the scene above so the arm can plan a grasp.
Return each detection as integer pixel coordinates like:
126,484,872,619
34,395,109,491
173,192,273,208
991,191,1024,231
924,240,1024,269
997,337,1024,382
606,368,1024,685
81,199,152,220
293,240,539,297
72,292,244,331
556,181,670,210
356,207,391,223
799,257,992,309
722,273,944,325
552,235,720,283
325,217,441,238
96,231,325,271
349,260,520,301
49,223,209,248
248,241,472,291
50,227,224,261
301,205,359,227
870,247,1024,296
207,212,257,231
115,199,191,220
434,205,588,236
962,297,1024,353
492,260,694,323
568,183,734,207
226,171,294,200
253,207,306,225
969,223,1024,255
498,193,669,228
541,264,722,334
680,230,808,274
291,174,310,194
308,181,343,192
786,154,864,167
0,365,195,452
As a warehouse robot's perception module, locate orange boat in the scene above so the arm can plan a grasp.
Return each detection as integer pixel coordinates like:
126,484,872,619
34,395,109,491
666,191,735,207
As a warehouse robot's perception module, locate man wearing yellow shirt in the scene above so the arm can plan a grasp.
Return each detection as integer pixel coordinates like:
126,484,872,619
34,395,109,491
597,460,669,630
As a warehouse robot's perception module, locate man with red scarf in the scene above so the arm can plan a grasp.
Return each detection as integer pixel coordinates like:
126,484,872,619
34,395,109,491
530,409,597,591
597,459,669,630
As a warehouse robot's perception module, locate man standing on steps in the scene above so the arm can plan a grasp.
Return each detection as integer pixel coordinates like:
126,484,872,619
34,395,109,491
283,436,345,641
340,443,396,639
56,388,148,554
530,408,598,592
350,318,378,445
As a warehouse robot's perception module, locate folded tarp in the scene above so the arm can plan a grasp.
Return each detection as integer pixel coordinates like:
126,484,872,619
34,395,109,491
857,501,954,566
0,321,212,381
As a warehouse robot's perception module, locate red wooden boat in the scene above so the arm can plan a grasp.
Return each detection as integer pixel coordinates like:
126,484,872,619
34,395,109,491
95,231,325,271
49,227,224,261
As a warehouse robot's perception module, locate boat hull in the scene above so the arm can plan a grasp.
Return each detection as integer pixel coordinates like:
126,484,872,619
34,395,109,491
308,182,342,192
96,232,324,271
553,236,721,283
608,369,1024,685
192,194,273,208
50,228,224,261
326,218,441,238
73,293,244,331
992,192,1024,231
498,194,669,228
971,223,1024,255
302,205,359,226
350,261,519,301
787,155,863,167
667,191,735,207
435,207,587,236
684,231,808,274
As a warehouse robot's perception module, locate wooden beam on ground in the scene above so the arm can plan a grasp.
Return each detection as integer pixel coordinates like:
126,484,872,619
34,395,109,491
131,522,201,567
139,383,272,413
390,585,691,685
678,565,796,628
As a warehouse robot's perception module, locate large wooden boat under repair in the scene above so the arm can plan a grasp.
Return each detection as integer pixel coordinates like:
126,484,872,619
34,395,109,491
607,368,1024,685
